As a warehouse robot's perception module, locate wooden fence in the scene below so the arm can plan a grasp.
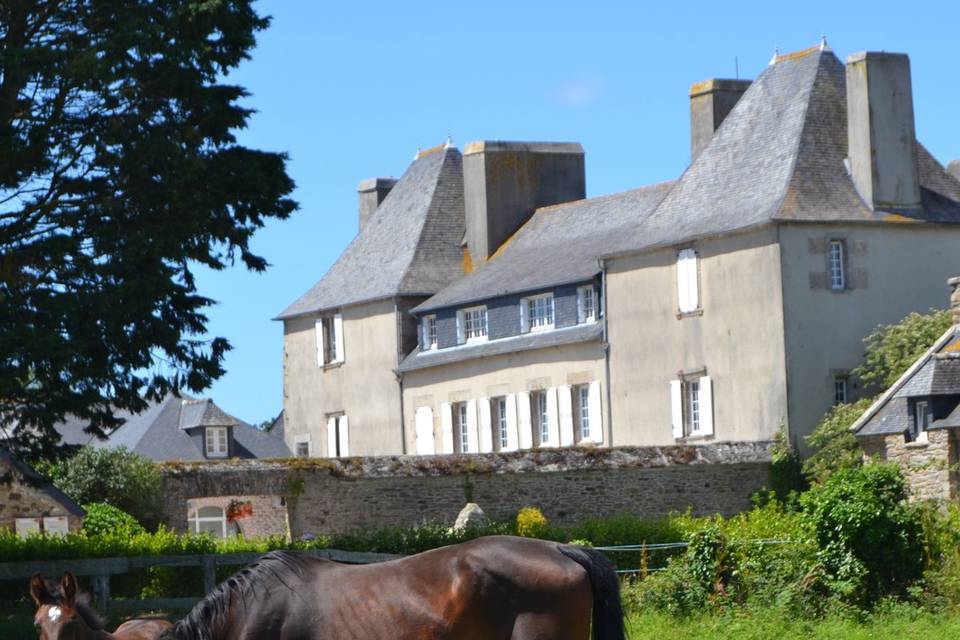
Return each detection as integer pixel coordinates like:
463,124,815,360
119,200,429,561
0,549,400,615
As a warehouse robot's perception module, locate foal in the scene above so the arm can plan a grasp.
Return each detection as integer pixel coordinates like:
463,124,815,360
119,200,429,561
30,572,172,640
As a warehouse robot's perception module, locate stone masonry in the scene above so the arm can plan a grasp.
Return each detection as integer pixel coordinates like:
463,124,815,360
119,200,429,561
860,429,959,502
186,494,290,538
161,442,773,537
0,456,84,533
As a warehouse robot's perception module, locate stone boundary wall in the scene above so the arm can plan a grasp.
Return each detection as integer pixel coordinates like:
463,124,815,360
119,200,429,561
161,442,773,536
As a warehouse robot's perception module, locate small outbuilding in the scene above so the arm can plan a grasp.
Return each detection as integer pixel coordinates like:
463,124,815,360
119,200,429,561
0,448,84,536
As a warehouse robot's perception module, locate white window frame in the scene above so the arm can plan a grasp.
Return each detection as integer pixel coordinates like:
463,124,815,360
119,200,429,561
834,376,848,405
523,294,555,333
327,414,349,458
495,397,509,451
458,306,488,344
455,402,470,453
536,391,550,445
577,385,591,440
316,314,345,365
205,426,229,458
677,248,700,314
421,315,438,351
294,434,311,458
829,240,845,291
188,506,228,539
911,400,931,443
687,380,701,434
577,286,597,323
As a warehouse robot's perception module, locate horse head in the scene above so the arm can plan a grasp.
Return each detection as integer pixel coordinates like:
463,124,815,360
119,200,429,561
30,572,100,640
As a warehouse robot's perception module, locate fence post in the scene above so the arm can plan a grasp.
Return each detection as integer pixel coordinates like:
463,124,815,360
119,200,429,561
202,556,216,595
91,575,110,614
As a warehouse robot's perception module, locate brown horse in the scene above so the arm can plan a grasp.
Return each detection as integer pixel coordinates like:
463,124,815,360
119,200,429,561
158,535,626,640
30,572,172,640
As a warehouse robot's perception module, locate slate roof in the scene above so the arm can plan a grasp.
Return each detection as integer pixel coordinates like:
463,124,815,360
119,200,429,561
414,182,673,313
854,328,960,437
54,395,291,461
0,448,85,517
398,322,603,373
276,145,466,319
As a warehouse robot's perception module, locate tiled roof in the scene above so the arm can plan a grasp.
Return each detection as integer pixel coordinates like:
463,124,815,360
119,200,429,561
413,182,673,313
894,354,960,398
54,394,291,461
398,322,603,372
276,146,465,319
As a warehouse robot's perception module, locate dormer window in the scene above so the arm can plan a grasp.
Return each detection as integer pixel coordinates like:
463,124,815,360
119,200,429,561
205,426,228,458
522,294,554,333
457,306,488,344
577,286,596,323
421,315,438,350
908,399,931,443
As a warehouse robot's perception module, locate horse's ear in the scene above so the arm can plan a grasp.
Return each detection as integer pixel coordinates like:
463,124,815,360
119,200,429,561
60,572,78,606
30,574,53,605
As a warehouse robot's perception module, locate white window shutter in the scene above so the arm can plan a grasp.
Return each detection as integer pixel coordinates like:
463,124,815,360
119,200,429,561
456,312,464,344
465,399,479,453
544,387,560,447
670,380,684,439
504,394,519,452
688,252,699,310
333,314,344,362
587,381,604,443
337,416,349,457
699,376,714,436
517,392,533,449
316,319,327,366
415,407,435,455
326,416,337,457
440,402,454,454
520,299,529,333
576,289,585,324
558,385,575,446
478,397,493,453
677,251,691,312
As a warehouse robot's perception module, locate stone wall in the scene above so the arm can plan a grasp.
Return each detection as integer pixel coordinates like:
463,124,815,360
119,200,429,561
161,442,773,537
0,458,84,534
186,495,289,539
860,429,958,501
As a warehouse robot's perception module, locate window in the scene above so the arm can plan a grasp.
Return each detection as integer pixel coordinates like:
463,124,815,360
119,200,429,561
327,415,349,457
495,397,509,451
834,376,848,405
577,286,597,323
421,315,438,350
458,306,488,344
455,402,470,453
523,294,555,332
294,435,311,458
909,400,932,443
670,375,714,439
316,314,344,365
687,380,701,434
829,240,845,291
187,506,238,539
535,391,550,446
576,385,591,441
677,248,700,314
205,426,228,458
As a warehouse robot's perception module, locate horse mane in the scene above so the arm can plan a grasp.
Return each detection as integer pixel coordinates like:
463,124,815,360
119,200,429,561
159,550,308,640
46,578,105,631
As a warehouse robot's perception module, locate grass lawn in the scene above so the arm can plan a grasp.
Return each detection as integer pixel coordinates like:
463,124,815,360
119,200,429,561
626,609,960,639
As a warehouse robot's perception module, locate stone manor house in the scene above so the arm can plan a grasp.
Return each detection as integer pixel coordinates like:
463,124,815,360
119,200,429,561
277,43,960,459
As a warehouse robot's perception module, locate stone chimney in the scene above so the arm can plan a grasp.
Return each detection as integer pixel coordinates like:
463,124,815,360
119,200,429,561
948,160,960,183
950,276,960,326
357,177,398,230
462,141,585,262
689,79,751,161
845,52,921,211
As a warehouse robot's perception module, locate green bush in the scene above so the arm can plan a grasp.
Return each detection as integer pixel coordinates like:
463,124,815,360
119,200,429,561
39,446,163,527
801,463,924,605
855,309,952,393
802,397,874,484
82,503,145,537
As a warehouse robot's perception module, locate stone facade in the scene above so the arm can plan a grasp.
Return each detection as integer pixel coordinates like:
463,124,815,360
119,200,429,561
185,494,289,539
0,455,84,534
860,429,959,502
161,442,772,536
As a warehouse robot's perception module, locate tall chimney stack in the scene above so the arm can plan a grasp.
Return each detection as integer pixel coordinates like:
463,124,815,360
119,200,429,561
948,160,960,184
357,177,398,230
845,52,921,211
463,141,585,263
689,79,751,162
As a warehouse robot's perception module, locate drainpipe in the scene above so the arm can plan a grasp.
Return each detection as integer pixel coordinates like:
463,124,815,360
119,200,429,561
599,258,614,446
394,300,407,454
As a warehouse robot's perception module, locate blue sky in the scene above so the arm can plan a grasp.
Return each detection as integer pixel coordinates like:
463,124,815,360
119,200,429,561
194,0,960,425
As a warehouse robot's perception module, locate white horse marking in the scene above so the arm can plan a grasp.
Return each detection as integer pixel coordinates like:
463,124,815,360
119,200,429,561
48,606,62,622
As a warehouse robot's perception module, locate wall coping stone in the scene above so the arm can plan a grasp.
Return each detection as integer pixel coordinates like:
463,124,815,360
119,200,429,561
160,441,774,480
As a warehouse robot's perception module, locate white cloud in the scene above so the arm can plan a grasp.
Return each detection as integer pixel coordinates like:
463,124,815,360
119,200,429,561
549,75,606,108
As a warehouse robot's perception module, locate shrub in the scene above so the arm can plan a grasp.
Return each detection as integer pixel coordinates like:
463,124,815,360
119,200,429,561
515,507,548,538
803,397,874,484
767,423,807,500
82,503,145,537
801,463,924,605
855,309,952,392
39,446,162,527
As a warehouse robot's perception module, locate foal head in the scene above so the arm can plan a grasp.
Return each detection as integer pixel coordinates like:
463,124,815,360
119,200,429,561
30,572,103,640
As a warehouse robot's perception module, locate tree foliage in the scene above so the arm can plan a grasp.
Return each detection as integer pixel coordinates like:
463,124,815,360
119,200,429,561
802,397,875,484
81,502,145,537
0,1,297,458
39,445,162,527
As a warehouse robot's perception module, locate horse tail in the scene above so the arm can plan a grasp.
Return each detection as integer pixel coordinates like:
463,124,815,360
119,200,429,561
557,544,627,640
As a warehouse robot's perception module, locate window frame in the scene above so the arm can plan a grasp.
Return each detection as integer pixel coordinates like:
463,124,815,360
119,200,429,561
421,315,438,351
524,293,555,333
676,247,700,315
577,385,591,441
205,426,229,459
910,399,932,443
834,375,848,405
459,306,488,344
294,434,311,458
536,391,550,446
188,506,228,539
686,380,701,435
495,397,509,451
577,286,597,324
455,402,470,453
829,239,846,291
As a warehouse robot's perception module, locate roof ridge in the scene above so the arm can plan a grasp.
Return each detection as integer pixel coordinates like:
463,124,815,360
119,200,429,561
537,180,677,214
